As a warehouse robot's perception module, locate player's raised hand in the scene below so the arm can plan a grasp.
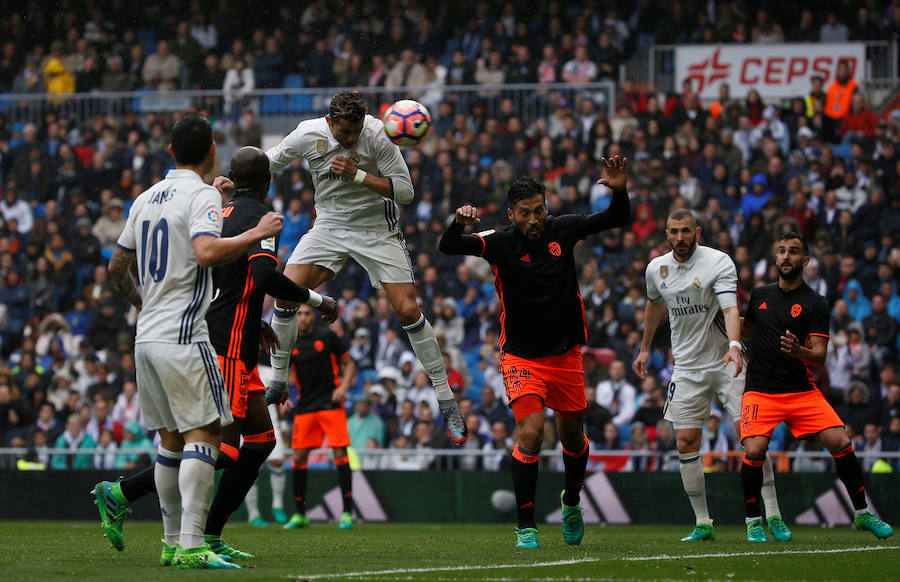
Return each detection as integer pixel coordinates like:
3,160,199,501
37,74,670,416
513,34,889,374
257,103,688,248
330,155,357,180
780,329,802,358
455,205,481,226
596,155,628,190
317,295,338,323
633,349,650,379
212,176,234,195
259,320,280,355
724,344,743,377
254,211,284,238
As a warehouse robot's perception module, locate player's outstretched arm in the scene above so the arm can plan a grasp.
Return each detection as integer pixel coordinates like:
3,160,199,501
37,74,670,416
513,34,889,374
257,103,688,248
581,156,631,236
193,211,283,267
634,299,666,378
438,205,488,256
108,247,142,311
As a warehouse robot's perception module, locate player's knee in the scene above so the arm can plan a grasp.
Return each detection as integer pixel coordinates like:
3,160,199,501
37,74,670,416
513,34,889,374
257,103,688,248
517,421,544,449
396,304,422,327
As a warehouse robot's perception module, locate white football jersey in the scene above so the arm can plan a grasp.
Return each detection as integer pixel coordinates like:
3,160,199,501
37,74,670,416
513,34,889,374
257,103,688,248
266,115,414,232
117,169,223,344
645,245,738,370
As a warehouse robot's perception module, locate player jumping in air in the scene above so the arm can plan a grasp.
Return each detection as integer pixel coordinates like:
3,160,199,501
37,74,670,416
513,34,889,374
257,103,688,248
739,232,892,542
282,303,357,531
263,89,468,445
106,116,283,569
439,157,629,549
634,209,790,542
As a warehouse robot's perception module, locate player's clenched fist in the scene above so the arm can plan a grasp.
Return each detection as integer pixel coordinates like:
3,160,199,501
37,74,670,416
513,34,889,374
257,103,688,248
254,211,284,238
455,205,481,226
330,155,358,180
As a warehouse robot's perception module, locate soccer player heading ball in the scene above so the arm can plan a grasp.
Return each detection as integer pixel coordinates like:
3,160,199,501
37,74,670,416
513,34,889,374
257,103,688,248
265,90,468,445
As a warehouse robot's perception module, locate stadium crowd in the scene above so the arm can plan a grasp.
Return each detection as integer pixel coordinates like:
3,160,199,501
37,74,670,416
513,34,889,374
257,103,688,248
0,1,899,474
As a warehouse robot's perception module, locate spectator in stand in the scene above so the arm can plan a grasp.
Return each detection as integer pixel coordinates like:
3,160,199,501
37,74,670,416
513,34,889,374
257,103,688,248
562,46,597,84
820,12,850,42
863,294,899,367
347,396,385,448
43,56,75,96
141,40,181,90
172,20,203,83
253,37,285,89
100,56,133,92
751,9,784,44
51,413,95,469
825,60,858,121
839,94,878,142
223,58,254,122
595,360,637,429
386,49,428,98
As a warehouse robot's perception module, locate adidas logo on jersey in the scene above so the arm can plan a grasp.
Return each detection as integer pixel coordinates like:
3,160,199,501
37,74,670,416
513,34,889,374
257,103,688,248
759,302,768,310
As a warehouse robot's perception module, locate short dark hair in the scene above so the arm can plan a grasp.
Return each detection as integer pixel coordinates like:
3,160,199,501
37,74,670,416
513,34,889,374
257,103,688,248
170,113,212,166
779,231,809,255
506,176,545,206
329,90,367,123
667,208,696,227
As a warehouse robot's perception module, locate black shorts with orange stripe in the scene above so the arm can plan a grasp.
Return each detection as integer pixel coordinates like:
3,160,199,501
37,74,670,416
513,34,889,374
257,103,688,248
206,193,279,370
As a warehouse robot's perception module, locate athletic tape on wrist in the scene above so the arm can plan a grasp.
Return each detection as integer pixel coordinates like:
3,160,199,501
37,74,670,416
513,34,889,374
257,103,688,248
307,290,323,307
353,169,367,184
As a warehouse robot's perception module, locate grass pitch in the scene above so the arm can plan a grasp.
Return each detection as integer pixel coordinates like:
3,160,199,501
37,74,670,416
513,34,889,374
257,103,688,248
1,520,898,581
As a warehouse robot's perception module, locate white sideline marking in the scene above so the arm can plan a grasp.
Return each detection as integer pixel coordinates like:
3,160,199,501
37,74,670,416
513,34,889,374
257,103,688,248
290,546,899,580
623,545,900,561
288,557,602,579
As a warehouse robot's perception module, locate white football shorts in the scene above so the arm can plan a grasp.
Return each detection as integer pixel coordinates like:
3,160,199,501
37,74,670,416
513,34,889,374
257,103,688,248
663,361,744,430
286,225,414,289
135,341,233,433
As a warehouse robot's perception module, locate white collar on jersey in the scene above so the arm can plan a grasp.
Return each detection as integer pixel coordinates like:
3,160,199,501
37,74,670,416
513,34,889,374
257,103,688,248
165,168,206,181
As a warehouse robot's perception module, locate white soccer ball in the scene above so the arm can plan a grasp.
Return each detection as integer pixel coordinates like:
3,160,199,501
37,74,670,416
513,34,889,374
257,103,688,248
382,99,432,147
490,489,516,512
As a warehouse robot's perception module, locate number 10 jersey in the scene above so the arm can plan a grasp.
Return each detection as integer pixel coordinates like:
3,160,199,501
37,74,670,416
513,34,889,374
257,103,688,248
117,169,223,345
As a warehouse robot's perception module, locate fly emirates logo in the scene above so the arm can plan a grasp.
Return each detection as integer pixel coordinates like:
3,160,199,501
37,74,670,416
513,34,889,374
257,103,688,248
670,295,709,317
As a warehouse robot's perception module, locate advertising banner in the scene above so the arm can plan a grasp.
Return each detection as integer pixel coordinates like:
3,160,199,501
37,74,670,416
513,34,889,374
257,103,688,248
675,43,866,100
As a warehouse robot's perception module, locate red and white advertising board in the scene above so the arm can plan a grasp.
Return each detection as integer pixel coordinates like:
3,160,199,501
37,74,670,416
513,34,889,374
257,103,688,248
675,43,866,99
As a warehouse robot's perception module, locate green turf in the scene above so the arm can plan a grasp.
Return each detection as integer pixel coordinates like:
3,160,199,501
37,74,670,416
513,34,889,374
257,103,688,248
1,521,897,581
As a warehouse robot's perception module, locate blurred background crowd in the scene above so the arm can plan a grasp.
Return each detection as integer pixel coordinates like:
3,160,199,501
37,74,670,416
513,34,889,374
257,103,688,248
0,0,898,473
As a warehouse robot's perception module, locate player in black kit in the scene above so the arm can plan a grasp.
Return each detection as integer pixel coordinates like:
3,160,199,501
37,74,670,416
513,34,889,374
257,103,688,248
739,232,893,542
439,156,629,549
92,147,338,561
282,304,357,530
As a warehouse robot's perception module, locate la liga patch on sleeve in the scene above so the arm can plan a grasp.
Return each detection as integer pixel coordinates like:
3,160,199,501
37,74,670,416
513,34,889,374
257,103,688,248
261,236,276,252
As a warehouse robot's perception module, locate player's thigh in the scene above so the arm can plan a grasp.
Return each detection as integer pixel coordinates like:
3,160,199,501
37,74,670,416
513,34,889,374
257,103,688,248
663,369,714,430
499,352,549,420
282,263,335,294
783,390,845,439
739,391,787,440
243,392,275,437
218,356,249,420
291,412,326,449
348,229,415,289
285,227,347,282
709,365,744,423
158,342,232,433
134,343,179,433
319,407,351,448
544,347,587,416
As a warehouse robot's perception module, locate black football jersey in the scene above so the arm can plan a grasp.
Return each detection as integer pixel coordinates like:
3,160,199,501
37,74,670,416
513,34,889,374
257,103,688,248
291,327,349,415
206,194,279,368
745,282,830,394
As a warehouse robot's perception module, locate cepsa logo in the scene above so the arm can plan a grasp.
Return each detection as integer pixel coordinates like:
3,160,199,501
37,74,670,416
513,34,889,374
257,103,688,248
676,43,865,99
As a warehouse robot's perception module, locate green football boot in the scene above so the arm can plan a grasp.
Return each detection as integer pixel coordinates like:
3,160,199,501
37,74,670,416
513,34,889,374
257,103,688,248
855,511,894,539
172,544,241,569
283,513,310,529
746,519,769,542
767,515,793,541
272,508,288,524
249,516,268,527
339,512,354,530
515,527,539,549
205,536,253,559
91,479,131,551
560,491,584,546
681,522,715,541
160,541,176,566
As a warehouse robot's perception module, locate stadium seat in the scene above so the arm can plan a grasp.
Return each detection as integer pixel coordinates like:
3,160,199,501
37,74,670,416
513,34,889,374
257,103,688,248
284,74,305,89
259,94,285,115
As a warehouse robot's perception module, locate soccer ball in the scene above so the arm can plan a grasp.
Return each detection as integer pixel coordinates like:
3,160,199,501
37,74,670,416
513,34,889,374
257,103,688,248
490,489,516,512
382,100,432,147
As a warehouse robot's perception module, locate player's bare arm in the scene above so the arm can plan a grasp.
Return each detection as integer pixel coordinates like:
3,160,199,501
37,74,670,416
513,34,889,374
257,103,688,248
780,330,827,366
193,211,283,267
212,176,235,196
332,353,356,403
108,247,142,312
722,306,744,377
634,299,666,378
259,320,280,355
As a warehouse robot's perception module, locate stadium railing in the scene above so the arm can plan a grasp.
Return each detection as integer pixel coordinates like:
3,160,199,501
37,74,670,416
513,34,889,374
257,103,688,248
0,81,616,129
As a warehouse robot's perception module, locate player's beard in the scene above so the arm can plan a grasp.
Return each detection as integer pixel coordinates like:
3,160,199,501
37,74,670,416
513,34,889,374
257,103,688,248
778,262,803,283
673,237,696,261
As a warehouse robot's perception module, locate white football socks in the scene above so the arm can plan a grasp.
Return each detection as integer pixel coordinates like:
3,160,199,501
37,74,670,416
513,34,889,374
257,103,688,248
761,454,782,517
245,483,261,522
154,447,182,546
403,315,452,400
270,307,299,384
270,465,286,511
679,452,711,525
179,442,219,549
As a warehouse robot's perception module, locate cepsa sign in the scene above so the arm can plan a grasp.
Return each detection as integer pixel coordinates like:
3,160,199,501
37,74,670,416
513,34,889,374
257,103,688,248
675,43,866,100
